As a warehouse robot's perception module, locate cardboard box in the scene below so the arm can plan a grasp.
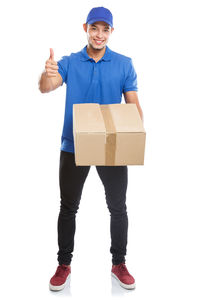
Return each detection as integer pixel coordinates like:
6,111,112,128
73,103,146,166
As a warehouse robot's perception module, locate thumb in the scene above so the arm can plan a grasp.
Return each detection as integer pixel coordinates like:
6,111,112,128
49,48,54,61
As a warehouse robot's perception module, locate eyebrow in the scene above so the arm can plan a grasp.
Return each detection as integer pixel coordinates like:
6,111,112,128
91,24,110,29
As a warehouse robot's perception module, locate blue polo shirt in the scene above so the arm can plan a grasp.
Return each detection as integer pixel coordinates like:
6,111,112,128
57,44,138,153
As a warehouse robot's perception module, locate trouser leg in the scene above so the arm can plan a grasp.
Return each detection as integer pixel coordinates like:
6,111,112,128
96,165,128,265
57,150,90,265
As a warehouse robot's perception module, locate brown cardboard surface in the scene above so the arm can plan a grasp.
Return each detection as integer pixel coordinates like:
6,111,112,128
73,103,146,166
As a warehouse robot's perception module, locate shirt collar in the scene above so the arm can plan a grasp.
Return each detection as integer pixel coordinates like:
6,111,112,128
80,45,111,62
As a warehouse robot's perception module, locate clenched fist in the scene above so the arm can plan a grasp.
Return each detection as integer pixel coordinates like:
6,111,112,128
45,48,58,77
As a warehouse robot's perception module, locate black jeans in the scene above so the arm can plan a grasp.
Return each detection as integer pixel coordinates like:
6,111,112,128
57,150,128,266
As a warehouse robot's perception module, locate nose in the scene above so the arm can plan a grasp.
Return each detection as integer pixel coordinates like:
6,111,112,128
96,29,103,39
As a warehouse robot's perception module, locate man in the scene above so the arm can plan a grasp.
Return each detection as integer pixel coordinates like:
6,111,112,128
39,6,143,291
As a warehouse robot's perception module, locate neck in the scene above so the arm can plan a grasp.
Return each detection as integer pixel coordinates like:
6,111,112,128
86,44,106,61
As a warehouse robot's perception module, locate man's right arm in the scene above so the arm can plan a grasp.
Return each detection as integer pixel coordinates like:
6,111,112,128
38,48,63,93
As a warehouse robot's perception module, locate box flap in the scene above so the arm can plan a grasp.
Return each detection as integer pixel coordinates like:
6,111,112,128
102,103,145,133
73,103,106,133
73,103,145,134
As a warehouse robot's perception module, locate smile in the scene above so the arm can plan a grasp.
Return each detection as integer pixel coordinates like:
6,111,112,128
94,39,104,45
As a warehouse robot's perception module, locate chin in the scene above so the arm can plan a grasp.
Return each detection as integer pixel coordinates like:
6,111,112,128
91,43,106,50
95,46,105,50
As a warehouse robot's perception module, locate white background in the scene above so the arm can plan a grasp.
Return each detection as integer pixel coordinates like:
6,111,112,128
0,0,200,299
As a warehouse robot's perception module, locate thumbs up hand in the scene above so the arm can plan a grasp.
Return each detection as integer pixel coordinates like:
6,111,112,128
45,48,58,77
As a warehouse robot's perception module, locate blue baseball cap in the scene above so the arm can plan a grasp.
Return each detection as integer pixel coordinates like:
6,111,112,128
86,7,113,28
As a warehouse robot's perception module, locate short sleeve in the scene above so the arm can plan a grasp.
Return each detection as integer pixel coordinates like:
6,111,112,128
123,58,138,93
57,56,69,86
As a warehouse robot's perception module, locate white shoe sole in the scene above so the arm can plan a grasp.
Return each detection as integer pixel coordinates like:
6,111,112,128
49,274,71,291
111,272,136,290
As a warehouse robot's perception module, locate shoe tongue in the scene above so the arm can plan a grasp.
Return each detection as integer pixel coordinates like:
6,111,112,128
62,264,69,268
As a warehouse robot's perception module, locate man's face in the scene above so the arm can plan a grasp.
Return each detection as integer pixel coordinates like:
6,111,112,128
83,21,114,50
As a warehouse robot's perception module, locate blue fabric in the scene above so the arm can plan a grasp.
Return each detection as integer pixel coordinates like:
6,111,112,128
57,45,138,153
86,7,113,28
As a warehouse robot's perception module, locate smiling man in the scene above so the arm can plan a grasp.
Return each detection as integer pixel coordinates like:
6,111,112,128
39,6,143,291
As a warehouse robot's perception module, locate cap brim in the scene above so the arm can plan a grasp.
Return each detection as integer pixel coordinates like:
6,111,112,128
87,17,113,28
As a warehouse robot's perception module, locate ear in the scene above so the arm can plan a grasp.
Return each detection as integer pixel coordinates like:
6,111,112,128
111,27,114,34
83,23,88,33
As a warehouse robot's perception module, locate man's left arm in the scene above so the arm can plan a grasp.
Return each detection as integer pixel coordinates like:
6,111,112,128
124,91,144,123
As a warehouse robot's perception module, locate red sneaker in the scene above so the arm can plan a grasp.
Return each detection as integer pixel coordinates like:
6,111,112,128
49,264,71,291
111,263,136,289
